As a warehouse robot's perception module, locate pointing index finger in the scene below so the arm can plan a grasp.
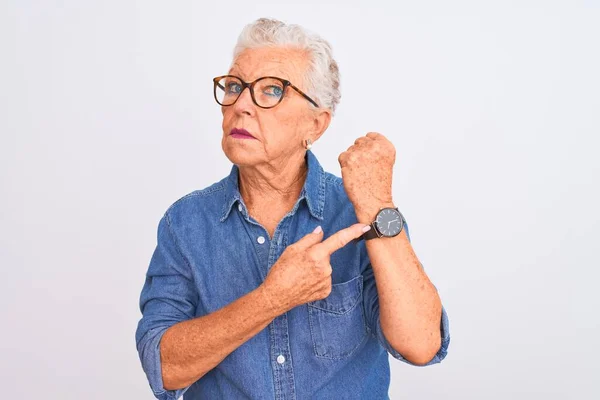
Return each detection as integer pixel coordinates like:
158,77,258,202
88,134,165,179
316,223,371,256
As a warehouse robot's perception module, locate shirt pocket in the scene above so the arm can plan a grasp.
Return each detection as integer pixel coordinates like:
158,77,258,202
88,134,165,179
307,274,369,360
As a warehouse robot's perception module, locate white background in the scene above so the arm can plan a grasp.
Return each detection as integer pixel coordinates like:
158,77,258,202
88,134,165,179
1,1,599,399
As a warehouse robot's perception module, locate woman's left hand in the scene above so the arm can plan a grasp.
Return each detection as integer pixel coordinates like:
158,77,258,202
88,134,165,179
338,132,396,218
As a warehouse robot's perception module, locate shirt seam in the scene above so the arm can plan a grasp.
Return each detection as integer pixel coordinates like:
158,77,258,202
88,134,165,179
166,183,227,215
163,210,195,277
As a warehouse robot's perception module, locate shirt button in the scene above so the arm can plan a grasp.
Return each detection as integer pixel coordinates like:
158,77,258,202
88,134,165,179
238,203,243,212
277,354,285,364
257,236,265,244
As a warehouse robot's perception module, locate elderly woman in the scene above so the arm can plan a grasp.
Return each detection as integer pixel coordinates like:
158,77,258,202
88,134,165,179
136,18,450,400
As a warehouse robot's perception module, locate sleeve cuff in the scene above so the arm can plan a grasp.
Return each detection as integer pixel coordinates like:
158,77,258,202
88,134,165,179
376,304,450,366
137,326,190,400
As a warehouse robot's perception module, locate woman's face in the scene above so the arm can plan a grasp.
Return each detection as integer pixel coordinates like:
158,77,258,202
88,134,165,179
220,46,328,167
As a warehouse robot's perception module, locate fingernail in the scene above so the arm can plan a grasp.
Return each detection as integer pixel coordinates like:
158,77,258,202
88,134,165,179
362,225,371,233
313,225,322,234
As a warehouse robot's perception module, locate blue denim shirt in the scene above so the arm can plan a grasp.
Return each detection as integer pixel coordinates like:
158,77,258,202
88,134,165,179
135,149,450,400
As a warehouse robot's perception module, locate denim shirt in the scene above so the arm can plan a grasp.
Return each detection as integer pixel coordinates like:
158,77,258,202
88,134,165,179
135,149,450,400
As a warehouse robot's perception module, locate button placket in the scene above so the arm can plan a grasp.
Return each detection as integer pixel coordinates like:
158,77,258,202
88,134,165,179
269,313,296,400
266,218,296,399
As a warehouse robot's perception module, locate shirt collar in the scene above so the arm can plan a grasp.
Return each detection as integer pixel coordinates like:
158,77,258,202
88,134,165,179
220,149,325,222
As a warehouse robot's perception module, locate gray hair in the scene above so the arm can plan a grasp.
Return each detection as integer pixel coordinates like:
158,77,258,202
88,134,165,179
232,18,341,114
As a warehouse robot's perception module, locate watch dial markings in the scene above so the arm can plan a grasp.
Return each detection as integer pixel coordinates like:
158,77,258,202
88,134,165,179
375,208,403,237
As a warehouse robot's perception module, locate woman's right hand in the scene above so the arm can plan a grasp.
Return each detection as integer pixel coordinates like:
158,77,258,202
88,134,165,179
260,223,370,315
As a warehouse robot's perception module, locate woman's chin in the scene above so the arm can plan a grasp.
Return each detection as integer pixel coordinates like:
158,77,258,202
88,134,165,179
222,143,261,166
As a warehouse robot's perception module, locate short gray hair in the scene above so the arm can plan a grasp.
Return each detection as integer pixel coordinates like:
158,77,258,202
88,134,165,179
232,18,341,114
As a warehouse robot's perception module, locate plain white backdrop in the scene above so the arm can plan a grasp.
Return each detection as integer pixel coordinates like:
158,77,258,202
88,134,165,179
1,1,598,399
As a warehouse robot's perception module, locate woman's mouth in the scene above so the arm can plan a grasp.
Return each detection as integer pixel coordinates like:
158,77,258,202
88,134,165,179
230,128,256,140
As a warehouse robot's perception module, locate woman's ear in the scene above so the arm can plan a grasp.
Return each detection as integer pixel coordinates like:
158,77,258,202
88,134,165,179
311,109,332,143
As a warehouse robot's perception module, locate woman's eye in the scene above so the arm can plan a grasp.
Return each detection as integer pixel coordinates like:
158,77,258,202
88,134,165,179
226,83,242,94
263,85,283,97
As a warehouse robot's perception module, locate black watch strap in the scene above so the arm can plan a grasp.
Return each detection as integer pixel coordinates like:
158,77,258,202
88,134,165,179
363,222,380,240
353,222,380,243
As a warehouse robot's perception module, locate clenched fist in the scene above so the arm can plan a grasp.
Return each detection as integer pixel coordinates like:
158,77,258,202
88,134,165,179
338,132,396,218
260,223,370,315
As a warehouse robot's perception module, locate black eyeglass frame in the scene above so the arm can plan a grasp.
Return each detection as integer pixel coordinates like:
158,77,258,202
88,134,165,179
213,75,319,109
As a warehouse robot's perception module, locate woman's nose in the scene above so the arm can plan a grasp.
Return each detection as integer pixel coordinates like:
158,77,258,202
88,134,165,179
232,87,256,115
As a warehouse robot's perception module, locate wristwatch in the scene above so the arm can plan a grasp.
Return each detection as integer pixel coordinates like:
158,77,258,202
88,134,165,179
355,207,406,241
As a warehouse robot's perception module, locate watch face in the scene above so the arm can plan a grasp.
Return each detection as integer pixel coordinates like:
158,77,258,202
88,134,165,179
375,208,403,237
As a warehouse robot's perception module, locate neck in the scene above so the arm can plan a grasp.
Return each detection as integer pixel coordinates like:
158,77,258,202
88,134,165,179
238,152,308,211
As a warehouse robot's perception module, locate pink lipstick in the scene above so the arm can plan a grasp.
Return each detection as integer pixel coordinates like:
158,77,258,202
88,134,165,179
230,128,256,139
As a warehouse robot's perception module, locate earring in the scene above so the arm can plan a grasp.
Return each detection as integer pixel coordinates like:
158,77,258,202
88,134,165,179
305,139,312,150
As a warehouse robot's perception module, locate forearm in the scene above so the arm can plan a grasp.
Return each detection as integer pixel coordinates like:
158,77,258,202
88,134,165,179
357,206,442,364
160,284,282,390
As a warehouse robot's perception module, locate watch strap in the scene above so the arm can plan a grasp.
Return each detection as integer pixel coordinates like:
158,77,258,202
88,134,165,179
363,222,380,240
353,222,380,242
352,206,404,243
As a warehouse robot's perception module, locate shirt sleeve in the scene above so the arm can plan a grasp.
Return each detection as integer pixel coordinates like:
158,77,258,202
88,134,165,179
361,218,451,366
135,212,198,400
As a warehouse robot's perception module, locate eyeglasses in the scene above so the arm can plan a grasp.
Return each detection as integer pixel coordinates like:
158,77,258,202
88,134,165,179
213,75,319,109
